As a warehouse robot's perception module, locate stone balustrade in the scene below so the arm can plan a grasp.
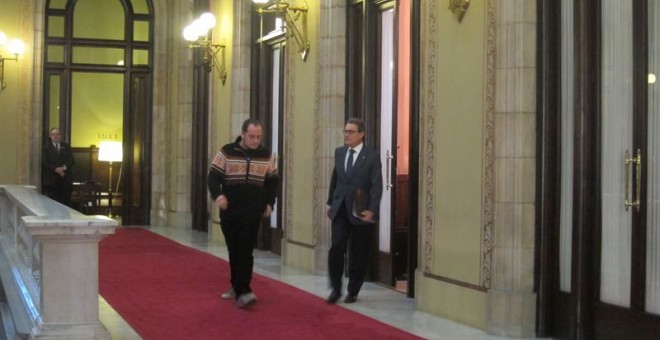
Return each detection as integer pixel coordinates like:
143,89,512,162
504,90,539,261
0,185,116,339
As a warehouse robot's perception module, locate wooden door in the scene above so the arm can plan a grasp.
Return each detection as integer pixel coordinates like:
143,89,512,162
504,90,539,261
593,1,660,338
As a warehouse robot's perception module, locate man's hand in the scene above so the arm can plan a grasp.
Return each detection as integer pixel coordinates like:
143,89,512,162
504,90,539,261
55,167,66,177
263,204,272,217
326,206,332,219
215,195,228,210
359,210,374,223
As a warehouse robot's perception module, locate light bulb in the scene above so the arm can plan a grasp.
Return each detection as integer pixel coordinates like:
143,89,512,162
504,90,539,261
191,19,208,37
7,38,25,55
183,25,199,42
199,12,217,31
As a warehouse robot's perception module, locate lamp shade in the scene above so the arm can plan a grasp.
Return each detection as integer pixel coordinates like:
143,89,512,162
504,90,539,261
98,141,123,162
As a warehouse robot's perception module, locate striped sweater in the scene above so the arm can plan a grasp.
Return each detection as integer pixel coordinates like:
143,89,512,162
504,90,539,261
208,137,278,221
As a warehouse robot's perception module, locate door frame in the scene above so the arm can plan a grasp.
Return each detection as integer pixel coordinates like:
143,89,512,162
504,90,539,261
191,1,212,232
251,8,286,254
346,0,419,297
42,0,154,225
537,0,601,337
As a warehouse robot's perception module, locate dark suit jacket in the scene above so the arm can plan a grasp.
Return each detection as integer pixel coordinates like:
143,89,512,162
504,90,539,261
42,141,75,186
326,144,383,225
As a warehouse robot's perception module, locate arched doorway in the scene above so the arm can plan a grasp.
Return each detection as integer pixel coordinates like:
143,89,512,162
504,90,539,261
42,0,153,225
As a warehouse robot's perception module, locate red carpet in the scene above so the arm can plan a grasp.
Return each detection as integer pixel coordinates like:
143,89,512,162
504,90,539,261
99,228,422,340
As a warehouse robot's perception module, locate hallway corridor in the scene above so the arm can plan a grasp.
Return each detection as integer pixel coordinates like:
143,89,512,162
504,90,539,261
99,226,537,340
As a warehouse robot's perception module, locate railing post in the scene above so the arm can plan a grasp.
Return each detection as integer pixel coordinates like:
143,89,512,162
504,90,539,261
0,185,116,339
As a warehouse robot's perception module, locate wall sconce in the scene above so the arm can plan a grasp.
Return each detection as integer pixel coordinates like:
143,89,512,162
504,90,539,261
183,12,227,85
0,31,26,91
98,141,123,218
253,0,310,61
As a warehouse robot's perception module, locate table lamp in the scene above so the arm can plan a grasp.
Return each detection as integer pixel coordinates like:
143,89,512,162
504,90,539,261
98,141,123,217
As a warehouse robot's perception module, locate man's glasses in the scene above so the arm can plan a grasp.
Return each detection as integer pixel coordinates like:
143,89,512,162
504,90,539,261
342,130,359,135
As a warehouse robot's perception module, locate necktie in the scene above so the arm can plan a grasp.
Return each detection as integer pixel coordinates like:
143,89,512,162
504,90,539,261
55,143,60,152
346,149,355,174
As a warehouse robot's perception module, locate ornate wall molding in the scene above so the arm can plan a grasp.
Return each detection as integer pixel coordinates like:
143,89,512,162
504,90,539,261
284,34,295,244
481,0,495,289
312,0,321,246
422,0,438,274
421,0,495,289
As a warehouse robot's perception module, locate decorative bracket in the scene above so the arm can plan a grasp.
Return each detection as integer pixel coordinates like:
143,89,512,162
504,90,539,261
255,1,310,61
183,13,228,85
448,0,470,23
190,38,227,85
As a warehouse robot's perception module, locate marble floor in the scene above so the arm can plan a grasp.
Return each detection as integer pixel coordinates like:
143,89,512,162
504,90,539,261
99,226,538,340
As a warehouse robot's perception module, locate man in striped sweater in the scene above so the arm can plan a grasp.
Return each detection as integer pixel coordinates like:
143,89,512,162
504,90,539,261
208,118,278,309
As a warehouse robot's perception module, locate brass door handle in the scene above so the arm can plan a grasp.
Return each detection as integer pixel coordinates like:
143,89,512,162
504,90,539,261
635,148,641,212
386,149,394,190
624,149,641,212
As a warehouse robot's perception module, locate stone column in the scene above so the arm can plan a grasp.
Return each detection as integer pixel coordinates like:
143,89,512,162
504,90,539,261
230,0,252,130
313,0,347,274
151,0,195,228
487,0,537,337
150,0,173,226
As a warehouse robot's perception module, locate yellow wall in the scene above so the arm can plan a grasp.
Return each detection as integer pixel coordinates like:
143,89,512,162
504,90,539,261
0,0,29,184
417,0,488,328
211,0,233,144
416,270,488,329
434,4,485,283
284,243,315,270
282,0,318,271
209,0,235,242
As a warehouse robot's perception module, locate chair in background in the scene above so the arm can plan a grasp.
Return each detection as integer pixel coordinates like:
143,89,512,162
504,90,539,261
70,181,103,215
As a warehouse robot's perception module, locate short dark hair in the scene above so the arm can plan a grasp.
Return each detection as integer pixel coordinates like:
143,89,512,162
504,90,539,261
346,117,365,133
242,118,262,132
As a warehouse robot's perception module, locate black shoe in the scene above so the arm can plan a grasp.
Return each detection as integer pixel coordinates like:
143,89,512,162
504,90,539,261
326,290,341,304
344,294,357,303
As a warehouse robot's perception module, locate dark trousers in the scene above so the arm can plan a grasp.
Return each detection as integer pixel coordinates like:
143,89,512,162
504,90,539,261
45,177,73,206
220,217,260,297
328,205,373,296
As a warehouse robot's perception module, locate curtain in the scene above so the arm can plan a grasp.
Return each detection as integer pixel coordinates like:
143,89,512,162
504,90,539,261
559,0,574,293
646,0,660,316
378,8,395,253
600,0,633,307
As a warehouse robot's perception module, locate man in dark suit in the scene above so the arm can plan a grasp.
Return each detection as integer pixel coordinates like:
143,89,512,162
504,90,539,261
42,128,75,206
326,117,383,304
